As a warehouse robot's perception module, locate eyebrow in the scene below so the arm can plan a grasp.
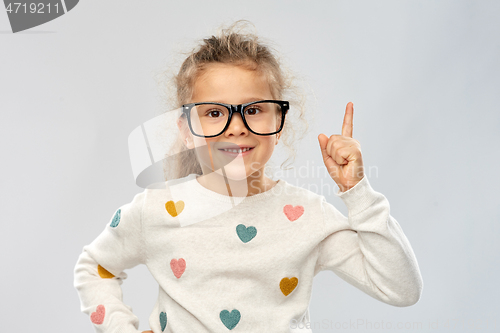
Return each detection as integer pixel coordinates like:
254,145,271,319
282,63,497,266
210,97,270,104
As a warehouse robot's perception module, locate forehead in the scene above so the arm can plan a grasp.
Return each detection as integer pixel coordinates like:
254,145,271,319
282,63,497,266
192,63,273,104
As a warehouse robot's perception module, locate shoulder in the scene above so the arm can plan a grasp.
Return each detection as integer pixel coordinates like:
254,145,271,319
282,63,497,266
141,173,198,199
274,179,325,204
269,180,327,226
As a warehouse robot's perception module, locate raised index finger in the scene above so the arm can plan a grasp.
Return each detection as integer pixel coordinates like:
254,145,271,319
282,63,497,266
342,102,354,138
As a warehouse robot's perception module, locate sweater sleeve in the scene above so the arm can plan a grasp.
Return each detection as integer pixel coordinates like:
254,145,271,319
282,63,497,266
314,176,423,307
73,191,147,333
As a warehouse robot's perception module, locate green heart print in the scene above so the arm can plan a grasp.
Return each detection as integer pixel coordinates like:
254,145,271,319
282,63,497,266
220,309,241,330
236,224,257,243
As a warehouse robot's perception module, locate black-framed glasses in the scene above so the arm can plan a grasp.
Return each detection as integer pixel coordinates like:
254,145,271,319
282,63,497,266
181,100,289,138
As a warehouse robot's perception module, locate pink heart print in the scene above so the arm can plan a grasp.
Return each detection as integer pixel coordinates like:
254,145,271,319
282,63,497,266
283,205,304,221
170,258,186,278
90,305,105,325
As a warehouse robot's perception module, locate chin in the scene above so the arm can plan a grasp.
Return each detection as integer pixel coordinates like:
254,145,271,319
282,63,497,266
213,154,247,180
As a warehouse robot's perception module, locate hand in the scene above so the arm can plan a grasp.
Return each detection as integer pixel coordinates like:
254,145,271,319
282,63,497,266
318,102,365,192
142,331,153,333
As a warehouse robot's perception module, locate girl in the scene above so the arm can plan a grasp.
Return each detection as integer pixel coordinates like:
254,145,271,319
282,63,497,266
74,21,423,333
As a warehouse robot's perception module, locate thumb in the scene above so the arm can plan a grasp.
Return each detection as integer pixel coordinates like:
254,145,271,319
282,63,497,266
318,133,329,159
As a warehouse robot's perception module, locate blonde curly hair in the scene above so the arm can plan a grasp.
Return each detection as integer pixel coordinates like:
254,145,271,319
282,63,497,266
156,20,312,180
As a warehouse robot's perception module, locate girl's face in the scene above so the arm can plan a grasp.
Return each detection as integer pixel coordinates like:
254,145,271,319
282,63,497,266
183,63,279,181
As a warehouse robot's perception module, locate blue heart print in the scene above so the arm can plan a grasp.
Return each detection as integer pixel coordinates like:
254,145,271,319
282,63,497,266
236,224,257,243
110,209,121,228
220,309,241,330
159,311,167,331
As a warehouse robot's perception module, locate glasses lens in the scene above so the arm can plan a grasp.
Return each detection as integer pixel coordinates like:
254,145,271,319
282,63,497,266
189,104,229,136
243,102,282,135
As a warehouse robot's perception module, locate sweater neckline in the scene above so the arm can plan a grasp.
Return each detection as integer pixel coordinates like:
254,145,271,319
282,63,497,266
186,173,286,203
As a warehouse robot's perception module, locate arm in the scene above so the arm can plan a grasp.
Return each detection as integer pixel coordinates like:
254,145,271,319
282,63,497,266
315,175,423,307
73,191,147,333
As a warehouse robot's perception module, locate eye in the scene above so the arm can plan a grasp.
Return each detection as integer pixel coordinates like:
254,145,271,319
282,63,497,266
245,107,261,116
206,109,224,118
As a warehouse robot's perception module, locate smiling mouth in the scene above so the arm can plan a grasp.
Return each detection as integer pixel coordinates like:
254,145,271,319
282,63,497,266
218,147,254,154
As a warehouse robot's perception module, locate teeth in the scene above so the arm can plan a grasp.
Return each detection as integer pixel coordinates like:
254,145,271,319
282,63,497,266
221,147,252,153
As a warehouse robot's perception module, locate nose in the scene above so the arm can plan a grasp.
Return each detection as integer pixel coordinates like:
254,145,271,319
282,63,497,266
224,112,249,137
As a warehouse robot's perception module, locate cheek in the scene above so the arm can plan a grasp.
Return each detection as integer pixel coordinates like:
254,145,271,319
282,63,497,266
258,138,276,156
192,137,209,148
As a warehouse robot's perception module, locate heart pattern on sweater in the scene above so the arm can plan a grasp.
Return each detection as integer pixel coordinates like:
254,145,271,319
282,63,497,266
165,200,185,217
280,277,298,296
159,311,167,331
97,265,115,279
283,205,304,221
90,305,105,325
170,258,186,278
236,224,257,243
110,209,121,227
220,309,241,330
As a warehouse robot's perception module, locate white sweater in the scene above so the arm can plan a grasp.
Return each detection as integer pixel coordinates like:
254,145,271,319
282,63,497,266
74,174,423,333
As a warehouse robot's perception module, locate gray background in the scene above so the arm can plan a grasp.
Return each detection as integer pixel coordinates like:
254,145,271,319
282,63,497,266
1,0,499,332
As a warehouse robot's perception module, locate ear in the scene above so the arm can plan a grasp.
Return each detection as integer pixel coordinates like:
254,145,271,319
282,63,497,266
176,117,194,149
